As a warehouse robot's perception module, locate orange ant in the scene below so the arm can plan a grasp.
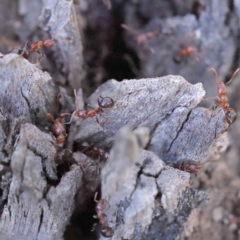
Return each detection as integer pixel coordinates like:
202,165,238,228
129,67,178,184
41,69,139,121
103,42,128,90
47,113,67,147
121,24,160,53
16,39,57,59
174,45,200,63
61,90,114,124
94,193,114,237
121,24,173,53
211,68,239,125
80,144,109,161
173,160,202,173
92,147,109,161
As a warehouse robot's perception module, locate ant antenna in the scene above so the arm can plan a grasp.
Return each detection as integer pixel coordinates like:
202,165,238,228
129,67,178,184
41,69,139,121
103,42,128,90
74,89,81,110
226,68,240,85
61,89,81,124
211,68,221,84
47,113,55,123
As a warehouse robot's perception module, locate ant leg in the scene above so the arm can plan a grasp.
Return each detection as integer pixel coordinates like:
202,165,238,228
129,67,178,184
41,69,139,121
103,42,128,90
56,93,61,112
81,144,94,153
94,192,98,203
38,53,46,62
61,112,75,124
91,223,97,232
207,101,216,110
87,104,95,110
201,98,216,110
202,97,215,101
8,47,22,54
215,96,221,104
194,54,199,61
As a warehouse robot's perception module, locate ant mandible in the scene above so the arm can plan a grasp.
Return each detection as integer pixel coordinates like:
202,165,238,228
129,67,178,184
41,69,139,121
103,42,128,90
211,68,239,125
47,113,67,147
173,160,202,173
61,90,114,124
94,193,114,237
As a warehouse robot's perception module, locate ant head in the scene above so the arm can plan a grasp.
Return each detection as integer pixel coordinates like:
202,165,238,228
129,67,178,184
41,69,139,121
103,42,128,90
225,108,237,125
98,96,114,108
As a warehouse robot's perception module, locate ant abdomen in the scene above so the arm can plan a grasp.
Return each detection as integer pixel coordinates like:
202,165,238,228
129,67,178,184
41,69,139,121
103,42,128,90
225,109,237,125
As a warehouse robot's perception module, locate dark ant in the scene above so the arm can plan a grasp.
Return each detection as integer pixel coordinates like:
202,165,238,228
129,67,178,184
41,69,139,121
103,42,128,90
174,45,199,63
94,193,114,238
211,68,239,125
47,113,67,147
16,39,57,59
61,90,114,124
173,160,202,173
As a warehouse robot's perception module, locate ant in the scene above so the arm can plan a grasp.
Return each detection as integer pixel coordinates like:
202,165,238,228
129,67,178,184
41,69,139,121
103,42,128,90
174,45,200,63
121,24,160,53
15,39,57,59
80,144,109,161
61,90,114,124
47,113,67,147
121,24,173,53
211,68,239,125
92,147,109,161
173,160,202,173
94,193,114,237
